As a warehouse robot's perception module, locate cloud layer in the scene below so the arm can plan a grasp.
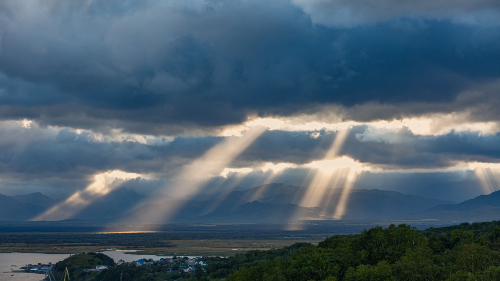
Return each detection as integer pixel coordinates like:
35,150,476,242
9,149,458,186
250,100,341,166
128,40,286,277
0,0,500,135
1,0,500,203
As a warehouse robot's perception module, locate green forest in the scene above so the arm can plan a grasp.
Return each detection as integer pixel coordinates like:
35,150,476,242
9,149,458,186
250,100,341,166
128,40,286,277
56,221,500,281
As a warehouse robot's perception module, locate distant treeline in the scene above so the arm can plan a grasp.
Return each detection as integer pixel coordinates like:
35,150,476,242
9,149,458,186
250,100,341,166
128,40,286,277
1,233,174,248
0,220,423,234
423,220,500,238
0,232,319,249
59,220,500,281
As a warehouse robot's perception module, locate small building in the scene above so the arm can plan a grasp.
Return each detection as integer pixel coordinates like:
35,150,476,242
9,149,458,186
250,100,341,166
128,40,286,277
195,261,207,266
135,260,146,267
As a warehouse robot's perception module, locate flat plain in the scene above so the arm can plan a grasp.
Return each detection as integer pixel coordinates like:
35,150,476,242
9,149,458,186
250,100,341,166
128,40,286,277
0,220,453,256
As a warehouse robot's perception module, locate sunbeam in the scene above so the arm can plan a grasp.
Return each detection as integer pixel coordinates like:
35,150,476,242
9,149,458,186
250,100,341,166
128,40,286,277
286,128,371,223
324,129,350,159
32,170,143,221
247,163,297,201
169,127,265,198
135,127,266,223
210,167,252,194
301,158,365,219
286,129,351,224
332,168,358,219
296,129,351,214
474,167,500,194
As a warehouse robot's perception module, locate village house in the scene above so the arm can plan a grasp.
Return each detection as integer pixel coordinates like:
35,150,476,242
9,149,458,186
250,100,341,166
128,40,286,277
196,261,207,266
183,266,196,273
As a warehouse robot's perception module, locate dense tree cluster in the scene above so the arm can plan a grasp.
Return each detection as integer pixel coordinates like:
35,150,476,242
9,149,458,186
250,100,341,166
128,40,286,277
58,221,500,281
55,252,115,280
229,224,500,281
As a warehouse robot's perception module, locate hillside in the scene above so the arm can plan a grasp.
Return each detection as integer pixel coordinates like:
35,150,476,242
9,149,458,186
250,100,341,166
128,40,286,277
55,252,115,280
340,189,454,220
431,190,500,212
11,192,56,207
0,194,45,221
71,188,154,220
399,189,500,222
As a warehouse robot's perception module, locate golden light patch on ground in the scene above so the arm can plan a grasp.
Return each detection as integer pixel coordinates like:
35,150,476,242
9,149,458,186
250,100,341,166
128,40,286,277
96,231,161,234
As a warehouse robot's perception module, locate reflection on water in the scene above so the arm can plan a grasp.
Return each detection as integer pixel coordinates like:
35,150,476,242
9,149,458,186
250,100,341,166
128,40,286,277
0,250,194,281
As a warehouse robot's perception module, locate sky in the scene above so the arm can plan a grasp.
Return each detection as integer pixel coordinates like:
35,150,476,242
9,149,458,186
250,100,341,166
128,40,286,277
1,0,500,205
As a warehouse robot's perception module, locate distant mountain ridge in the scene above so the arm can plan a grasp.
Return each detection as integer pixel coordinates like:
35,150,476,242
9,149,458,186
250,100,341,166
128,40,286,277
398,189,500,222
431,190,500,212
0,193,45,221
0,188,172,221
11,192,56,207
120,183,454,223
0,183,480,223
202,201,323,222
335,188,454,220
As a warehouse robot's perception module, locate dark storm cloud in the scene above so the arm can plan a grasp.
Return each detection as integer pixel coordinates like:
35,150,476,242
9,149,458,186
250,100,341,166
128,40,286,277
345,129,500,168
294,0,500,27
0,0,500,134
234,127,500,169
416,132,500,162
0,127,223,182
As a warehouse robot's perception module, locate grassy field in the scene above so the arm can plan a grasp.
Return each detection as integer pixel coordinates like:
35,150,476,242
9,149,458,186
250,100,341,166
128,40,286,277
0,233,324,256
0,220,450,256
131,238,322,256
0,244,112,254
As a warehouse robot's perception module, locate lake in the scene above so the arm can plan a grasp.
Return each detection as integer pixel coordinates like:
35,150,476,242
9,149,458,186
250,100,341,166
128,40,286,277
0,250,195,281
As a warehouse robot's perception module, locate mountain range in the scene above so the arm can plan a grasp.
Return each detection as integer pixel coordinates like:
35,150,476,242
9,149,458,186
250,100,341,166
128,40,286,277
0,188,172,221
1,183,498,223
0,193,46,221
398,189,500,222
121,183,453,223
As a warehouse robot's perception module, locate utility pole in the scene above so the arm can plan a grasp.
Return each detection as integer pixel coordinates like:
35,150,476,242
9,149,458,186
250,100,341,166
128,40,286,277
120,272,123,281
44,269,56,281
62,267,70,281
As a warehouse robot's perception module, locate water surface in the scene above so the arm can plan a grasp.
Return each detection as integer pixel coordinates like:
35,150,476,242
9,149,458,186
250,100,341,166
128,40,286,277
0,250,193,281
